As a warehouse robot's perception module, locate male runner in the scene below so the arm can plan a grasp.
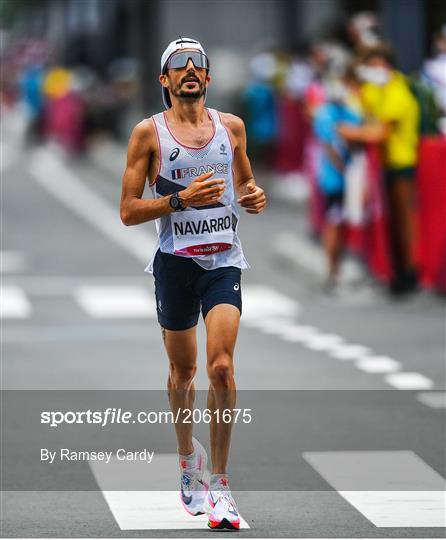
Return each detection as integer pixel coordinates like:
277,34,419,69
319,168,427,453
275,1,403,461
120,38,266,530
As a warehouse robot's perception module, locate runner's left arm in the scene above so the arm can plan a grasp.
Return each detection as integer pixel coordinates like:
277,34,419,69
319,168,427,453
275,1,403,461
222,113,267,215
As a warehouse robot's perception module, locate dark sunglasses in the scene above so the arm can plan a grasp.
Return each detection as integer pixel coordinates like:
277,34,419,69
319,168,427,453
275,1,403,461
164,51,209,73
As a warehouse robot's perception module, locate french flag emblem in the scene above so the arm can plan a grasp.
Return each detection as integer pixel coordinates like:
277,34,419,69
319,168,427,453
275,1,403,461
171,169,182,180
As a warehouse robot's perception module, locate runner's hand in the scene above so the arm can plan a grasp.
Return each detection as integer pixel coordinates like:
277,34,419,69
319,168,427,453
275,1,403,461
180,171,225,207
237,182,266,214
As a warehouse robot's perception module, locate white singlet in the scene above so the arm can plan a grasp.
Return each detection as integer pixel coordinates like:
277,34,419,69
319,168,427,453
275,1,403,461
145,108,249,273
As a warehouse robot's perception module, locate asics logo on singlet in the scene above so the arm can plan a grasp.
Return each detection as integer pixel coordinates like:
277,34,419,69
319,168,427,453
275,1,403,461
171,163,228,180
169,147,180,161
220,143,227,155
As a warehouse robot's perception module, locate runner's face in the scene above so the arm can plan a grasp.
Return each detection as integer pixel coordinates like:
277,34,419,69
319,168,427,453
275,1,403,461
160,50,210,103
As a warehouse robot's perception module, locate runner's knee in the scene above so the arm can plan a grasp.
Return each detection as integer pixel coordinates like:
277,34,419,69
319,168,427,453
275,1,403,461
207,353,233,388
168,363,197,390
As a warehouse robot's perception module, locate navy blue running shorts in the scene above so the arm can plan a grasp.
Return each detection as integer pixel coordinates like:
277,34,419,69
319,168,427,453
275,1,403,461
152,249,242,331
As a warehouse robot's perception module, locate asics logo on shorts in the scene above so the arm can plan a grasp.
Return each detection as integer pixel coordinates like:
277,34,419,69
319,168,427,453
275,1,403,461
233,283,239,291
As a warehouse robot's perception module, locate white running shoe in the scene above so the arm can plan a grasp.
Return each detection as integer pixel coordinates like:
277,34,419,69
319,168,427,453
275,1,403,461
206,477,240,530
179,437,208,516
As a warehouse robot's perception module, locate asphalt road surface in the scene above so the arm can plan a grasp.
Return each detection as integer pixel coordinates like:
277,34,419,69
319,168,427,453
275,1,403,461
2,111,445,538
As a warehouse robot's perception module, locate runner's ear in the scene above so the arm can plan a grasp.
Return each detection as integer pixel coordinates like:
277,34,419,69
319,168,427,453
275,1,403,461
159,74,169,88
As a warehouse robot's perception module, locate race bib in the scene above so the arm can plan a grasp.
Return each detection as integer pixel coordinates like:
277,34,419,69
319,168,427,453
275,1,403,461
171,206,234,256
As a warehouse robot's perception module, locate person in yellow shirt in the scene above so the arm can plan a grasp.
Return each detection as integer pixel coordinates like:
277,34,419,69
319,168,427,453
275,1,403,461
338,45,420,294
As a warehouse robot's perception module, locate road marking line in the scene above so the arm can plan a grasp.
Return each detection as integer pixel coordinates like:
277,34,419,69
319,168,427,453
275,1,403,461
241,297,435,397
356,356,401,374
28,146,156,264
280,325,320,342
416,391,446,408
241,285,434,396
385,372,434,390
303,451,446,527
0,251,27,273
329,344,372,360
75,286,155,318
301,333,345,351
241,316,295,333
1,286,32,318
90,454,249,530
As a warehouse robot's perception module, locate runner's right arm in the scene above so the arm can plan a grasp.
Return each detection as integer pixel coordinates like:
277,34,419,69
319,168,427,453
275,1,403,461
120,120,225,226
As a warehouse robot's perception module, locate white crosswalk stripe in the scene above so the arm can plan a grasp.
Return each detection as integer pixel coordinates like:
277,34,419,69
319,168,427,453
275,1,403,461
90,454,249,530
75,286,156,318
1,286,32,318
303,450,446,527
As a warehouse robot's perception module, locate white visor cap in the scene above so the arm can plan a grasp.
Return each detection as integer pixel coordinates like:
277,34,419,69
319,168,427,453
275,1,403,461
160,37,208,109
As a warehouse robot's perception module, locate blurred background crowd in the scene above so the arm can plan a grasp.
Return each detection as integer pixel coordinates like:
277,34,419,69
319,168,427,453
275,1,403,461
1,0,446,295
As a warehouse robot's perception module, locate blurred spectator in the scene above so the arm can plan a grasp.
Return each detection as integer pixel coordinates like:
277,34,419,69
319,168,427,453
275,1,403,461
42,66,87,154
407,71,441,136
20,63,44,143
304,41,351,117
338,45,420,294
347,12,381,54
243,53,278,167
107,57,140,138
43,67,72,99
313,66,363,290
304,43,329,116
422,25,446,126
274,52,311,173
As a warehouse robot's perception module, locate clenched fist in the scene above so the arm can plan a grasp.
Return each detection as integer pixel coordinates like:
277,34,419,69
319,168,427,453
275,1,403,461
237,182,266,214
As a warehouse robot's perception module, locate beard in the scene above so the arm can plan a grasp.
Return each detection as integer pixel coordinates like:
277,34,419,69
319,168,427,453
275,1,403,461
176,87,205,100
170,76,206,101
